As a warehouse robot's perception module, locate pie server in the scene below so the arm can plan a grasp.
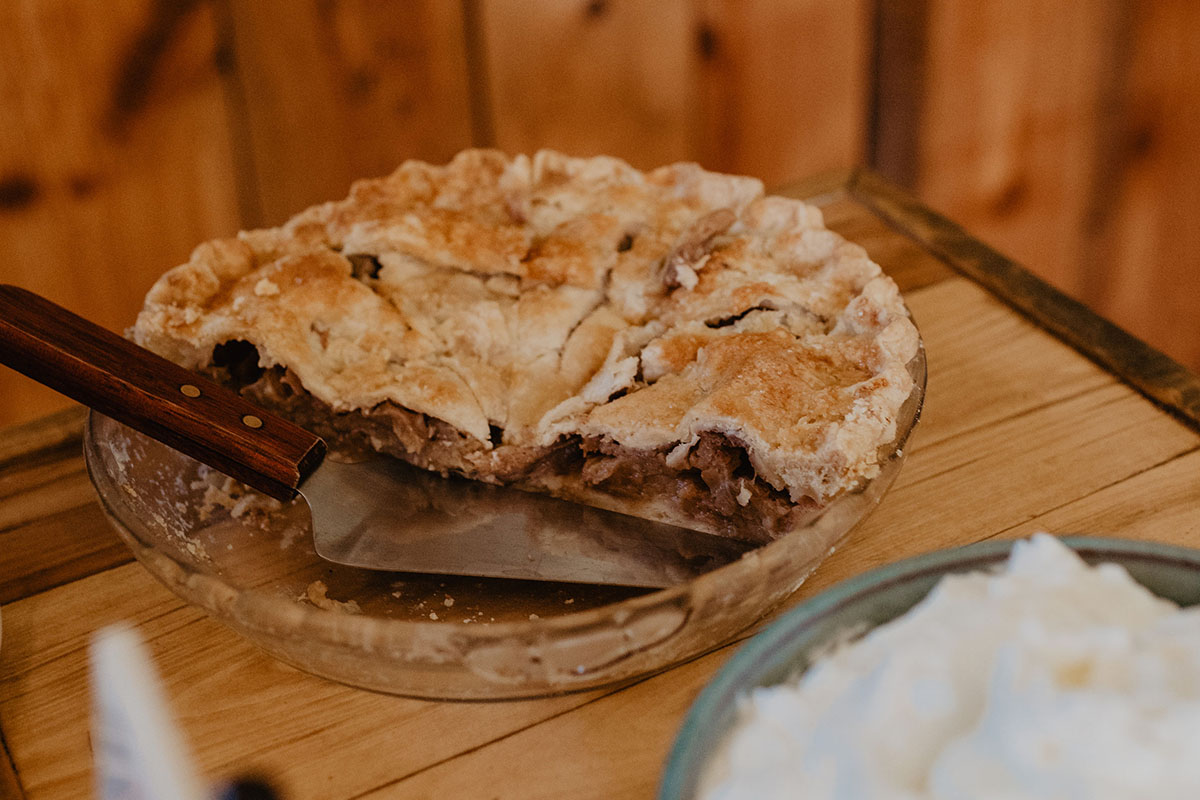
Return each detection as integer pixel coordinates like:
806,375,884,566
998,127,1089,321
0,284,752,587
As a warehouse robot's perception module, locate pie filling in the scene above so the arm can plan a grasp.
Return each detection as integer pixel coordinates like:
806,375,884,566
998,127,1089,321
135,151,920,548
208,341,813,544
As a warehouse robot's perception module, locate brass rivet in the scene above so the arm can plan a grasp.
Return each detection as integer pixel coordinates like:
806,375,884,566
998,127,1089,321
180,384,201,398
242,414,263,429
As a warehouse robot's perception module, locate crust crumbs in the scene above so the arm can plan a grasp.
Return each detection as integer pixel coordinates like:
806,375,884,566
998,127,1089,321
133,149,919,506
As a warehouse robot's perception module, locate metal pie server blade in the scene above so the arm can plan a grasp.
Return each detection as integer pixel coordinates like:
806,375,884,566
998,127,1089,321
301,456,754,588
0,282,752,589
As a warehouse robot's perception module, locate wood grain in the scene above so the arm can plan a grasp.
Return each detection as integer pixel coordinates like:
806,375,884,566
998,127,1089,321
869,0,928,187
0,0,244,429
852,169,1200,430
0,407,85,469
896,0,1200,376
1080,1,1200,369
0,564,611,799
1018,446,1200,541
3,0,1200,435
0,726,24,800
913,0,1121,295
5,175,1200,800
359,649,732,799
476,0,872,184
220,0,476,225
695,0,872,183
0,408,129,605
476,0,698,170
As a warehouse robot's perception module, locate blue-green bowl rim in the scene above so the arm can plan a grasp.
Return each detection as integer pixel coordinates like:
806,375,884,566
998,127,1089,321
658,535,1200,799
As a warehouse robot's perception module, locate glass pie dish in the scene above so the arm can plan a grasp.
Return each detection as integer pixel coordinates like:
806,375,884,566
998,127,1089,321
82,345,925,700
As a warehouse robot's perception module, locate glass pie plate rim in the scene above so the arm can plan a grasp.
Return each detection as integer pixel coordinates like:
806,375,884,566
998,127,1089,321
82,342,926,700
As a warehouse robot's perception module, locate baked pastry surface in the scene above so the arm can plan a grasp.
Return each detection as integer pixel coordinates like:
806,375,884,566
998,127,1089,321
134,150,919,542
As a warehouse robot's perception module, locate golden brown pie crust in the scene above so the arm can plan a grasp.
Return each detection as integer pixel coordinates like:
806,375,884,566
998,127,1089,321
133,150,919,541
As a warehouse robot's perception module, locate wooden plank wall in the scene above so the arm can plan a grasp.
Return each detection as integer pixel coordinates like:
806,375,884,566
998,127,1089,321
0,0,244,427
1,0,1197,428
874,0,1200,370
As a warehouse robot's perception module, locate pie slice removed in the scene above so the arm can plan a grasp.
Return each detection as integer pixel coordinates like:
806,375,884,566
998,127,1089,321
133,150,920,543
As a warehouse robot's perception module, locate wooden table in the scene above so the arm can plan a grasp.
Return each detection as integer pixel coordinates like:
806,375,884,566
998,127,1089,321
3,172,1200,800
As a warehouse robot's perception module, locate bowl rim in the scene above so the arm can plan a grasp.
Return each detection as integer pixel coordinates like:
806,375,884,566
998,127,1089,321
658,534,1200,799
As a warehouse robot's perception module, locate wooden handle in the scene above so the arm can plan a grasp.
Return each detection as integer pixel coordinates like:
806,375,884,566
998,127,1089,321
0,284,325,500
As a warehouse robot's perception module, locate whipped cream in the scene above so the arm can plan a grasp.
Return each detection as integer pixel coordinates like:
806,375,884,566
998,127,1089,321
701,534,1200,799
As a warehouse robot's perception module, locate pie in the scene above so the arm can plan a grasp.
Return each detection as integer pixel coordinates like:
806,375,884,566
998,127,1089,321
133,150,920,543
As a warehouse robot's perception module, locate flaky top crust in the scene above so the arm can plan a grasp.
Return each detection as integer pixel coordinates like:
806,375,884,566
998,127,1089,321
134,149,919,503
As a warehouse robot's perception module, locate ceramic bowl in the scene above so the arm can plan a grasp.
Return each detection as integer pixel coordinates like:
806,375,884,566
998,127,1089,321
659,535,1200,799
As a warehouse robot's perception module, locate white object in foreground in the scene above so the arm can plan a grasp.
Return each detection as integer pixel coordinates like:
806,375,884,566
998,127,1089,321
703,533,1200,799
90,625,206,800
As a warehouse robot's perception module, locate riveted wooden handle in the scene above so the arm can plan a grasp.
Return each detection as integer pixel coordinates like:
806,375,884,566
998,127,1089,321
0,284,325,500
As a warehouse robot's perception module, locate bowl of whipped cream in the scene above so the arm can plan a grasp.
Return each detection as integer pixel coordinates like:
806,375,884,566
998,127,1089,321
660,533,1200,799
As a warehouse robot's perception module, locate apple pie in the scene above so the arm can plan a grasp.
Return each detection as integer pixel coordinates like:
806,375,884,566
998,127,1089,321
133,150,920,543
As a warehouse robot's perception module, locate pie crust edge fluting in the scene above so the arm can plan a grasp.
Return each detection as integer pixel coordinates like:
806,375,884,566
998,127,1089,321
132,149,920,543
